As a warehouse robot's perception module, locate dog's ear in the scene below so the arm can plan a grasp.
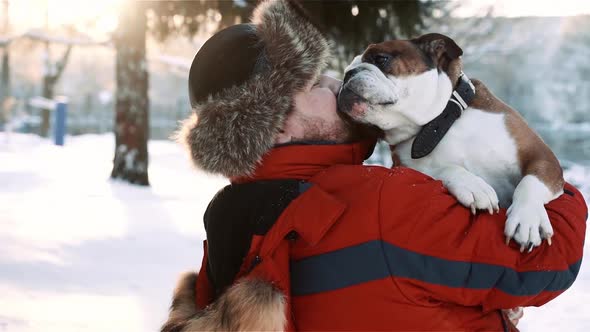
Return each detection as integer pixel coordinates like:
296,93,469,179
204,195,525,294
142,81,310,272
412,33,462,69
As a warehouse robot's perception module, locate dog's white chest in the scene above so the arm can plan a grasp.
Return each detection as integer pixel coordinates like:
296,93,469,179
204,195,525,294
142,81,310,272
395,108,521,206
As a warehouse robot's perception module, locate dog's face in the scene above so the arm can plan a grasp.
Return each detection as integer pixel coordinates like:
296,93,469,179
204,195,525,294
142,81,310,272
338,33,464,132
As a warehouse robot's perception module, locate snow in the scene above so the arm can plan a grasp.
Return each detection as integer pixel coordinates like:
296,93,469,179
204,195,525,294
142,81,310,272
0,133,589,331
0,133,227,332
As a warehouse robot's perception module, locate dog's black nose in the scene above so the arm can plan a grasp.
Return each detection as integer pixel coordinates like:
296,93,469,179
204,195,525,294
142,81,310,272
343,68,362,85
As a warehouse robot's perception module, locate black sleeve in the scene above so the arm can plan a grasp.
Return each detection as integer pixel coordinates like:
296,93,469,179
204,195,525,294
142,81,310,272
203,179,304,298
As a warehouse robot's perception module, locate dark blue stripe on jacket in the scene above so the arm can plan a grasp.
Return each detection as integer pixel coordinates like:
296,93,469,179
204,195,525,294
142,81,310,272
290,240,582,296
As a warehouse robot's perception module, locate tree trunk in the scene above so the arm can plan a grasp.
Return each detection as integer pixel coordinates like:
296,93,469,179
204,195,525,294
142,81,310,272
40,75,54,136
111,2,149,186
40,45,72,137
1,0,11,126
0,47,9,101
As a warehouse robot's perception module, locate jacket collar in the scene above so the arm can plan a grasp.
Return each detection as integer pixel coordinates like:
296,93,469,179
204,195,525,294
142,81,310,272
231,140,375,184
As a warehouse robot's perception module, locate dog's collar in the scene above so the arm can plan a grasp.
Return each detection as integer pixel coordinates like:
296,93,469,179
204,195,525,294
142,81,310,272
411,72,476,159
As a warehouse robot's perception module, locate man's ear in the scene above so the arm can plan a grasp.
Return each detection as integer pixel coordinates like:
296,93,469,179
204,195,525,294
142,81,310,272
412,33,463,68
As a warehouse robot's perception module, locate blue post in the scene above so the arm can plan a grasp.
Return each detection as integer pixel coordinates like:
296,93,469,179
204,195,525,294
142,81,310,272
54,100,67,146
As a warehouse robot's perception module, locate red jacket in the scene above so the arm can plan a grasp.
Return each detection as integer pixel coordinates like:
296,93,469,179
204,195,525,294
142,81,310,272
196,141,587,331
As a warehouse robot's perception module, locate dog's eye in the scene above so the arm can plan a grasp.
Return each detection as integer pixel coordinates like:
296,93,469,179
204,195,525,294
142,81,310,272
368,53,392,69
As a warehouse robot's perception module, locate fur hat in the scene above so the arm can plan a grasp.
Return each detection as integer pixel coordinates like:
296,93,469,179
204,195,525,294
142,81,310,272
179,0,330,178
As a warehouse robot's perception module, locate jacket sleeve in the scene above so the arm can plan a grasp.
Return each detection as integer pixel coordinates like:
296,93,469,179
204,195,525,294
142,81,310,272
379,170,587,311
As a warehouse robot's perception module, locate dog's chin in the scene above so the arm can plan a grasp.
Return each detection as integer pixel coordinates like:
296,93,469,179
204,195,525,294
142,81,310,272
336,106,384,142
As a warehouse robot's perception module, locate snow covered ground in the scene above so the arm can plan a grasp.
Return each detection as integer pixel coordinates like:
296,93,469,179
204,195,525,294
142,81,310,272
0,133,227,332
0,133,589,332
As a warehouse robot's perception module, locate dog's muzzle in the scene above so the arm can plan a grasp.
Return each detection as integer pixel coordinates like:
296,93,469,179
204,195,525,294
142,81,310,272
338,66,398,118
337,86,369,117
337,69,370,117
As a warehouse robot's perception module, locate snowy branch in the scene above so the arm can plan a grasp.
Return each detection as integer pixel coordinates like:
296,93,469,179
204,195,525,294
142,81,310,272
0,29,112,48
0,35,18,47
23,29,111,47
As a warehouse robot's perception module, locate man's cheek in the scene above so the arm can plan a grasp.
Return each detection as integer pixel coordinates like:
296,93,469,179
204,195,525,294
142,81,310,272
314,89,338,118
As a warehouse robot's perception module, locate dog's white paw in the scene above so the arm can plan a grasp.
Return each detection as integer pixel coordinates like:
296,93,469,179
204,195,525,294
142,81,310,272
445,171,500,215
505,175,556,251
505,199,553,251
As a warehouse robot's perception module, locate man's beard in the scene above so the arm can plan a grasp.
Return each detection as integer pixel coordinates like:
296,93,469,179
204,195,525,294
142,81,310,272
290,112,382,144
337,110,383,143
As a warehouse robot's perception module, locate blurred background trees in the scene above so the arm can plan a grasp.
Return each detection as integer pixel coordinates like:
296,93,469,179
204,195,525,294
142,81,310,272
304,0,434,69
111,0,254,185
111,0,430,185
1,0,589,184
40,43,71,137
0,0,10,125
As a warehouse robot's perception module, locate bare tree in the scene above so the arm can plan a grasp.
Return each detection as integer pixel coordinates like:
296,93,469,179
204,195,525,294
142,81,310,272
39,44,72,137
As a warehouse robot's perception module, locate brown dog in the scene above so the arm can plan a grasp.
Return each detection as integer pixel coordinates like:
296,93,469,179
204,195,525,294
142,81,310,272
338,33,564,250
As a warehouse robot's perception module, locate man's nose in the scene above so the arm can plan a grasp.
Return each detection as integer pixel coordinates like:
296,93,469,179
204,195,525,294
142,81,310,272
318,75,342,95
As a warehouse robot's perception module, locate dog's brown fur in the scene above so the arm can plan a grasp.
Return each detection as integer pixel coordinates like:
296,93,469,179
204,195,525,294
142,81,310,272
362,41,431,77
440,45,564,196
470,79,564,194
161,272,286,332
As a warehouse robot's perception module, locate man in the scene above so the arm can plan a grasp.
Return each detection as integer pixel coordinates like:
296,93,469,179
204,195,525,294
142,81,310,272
162,1,587,331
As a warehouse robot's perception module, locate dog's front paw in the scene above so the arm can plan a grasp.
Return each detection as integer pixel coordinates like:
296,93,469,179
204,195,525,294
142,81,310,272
505,199,553,251
445,172,500,215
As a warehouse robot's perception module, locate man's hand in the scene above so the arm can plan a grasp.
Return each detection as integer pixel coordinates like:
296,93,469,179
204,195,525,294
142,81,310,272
503,307,524,326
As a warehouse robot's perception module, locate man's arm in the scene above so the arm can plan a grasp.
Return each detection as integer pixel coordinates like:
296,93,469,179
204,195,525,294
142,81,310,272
379,169,587,310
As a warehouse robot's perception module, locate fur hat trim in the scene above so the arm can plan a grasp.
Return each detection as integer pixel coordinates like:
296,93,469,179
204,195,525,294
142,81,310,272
180,0,330,177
